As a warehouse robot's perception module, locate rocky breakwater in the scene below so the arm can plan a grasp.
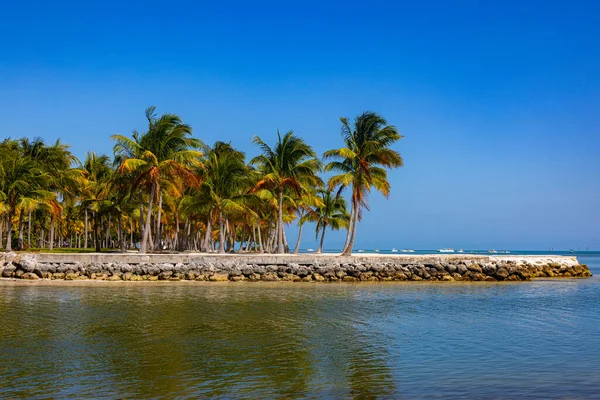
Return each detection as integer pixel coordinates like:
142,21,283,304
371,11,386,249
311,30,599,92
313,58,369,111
0,253,592,282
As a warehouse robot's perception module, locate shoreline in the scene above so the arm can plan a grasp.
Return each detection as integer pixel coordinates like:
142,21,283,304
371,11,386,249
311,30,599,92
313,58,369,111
0,252,591,283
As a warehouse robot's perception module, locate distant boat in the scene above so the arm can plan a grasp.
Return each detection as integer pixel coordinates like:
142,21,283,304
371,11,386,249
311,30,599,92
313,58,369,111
374,248,380,252
401,249,415,253
307,248,314,252
488,249,497,253
570,249,574,253
391,248,398,252
457,249,464,253
438,248,455,253
357,249,365,253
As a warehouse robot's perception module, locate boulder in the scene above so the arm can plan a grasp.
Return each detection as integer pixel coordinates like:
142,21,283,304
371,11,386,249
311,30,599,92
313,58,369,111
209,273,229,282
495,268,509,279
15,255,37,272
313,273,326,282
467,263,482,273
158,271,173,280
65,272,80,280
21,272,39,280
2,263,16,278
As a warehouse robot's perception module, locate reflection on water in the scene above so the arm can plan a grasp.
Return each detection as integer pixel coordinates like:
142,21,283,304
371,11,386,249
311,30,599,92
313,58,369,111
1,257,600,398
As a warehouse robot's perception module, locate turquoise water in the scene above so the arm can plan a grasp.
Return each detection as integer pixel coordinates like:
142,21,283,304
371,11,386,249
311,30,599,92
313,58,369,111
1,256,599,398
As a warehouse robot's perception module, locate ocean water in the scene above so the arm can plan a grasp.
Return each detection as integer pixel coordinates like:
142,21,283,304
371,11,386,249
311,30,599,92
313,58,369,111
0,255,599,399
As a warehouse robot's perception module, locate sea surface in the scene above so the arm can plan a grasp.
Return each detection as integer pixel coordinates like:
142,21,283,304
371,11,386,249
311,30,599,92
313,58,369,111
1,253,599,399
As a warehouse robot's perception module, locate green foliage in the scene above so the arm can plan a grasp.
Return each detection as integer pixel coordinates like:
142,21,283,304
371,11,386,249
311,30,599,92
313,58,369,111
1,109,402,255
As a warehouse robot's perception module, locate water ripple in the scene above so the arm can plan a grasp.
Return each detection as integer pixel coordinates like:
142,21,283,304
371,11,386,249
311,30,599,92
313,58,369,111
1,259,600,398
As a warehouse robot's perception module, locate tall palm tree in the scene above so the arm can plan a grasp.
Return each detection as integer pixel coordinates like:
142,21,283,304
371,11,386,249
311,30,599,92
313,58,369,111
304,189,350,253
112,106,202,253
250,130,321,253
183,141,252,253
81,152,114,252
324,112,403,256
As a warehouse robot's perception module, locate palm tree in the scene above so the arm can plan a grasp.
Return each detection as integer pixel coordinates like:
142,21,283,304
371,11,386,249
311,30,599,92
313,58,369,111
0,144,49,251
26,138,80,250
324,112,403,256
250,130,321,253
81,152,114,252
112,106,202,253
290,190,322,254
183,141,252,253
304,189,350,253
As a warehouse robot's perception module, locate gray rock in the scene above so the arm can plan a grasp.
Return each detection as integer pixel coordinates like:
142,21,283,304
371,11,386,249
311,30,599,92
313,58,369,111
2,263,16,277
120,264,133,273
467,263,482,273
482,264,497,275
16,255,37,272
446,264,457,274
495,268,509,279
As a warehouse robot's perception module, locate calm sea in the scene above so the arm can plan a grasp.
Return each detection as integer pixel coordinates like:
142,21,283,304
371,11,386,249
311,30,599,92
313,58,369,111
1,253,599,399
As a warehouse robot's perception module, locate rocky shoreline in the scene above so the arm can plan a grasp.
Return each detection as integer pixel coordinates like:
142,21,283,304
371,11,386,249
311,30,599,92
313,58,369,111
0,252,592,282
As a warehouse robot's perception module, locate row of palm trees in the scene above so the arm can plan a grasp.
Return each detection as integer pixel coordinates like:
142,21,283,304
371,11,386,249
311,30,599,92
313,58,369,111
0,108,403,255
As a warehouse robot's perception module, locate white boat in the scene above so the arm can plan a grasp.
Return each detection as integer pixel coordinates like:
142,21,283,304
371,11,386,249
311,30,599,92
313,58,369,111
306,248,314,252
407,249,415,253
457,249,464,253
374,248,380,252
438,248,455,253
391,248,398,252
357,249,365,253
488,249,497,253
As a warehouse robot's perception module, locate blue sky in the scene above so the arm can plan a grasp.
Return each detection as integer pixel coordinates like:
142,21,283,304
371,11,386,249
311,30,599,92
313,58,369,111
1,0,599,250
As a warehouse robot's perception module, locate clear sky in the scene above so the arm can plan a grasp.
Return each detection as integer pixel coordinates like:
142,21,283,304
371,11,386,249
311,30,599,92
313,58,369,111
1,0,599,250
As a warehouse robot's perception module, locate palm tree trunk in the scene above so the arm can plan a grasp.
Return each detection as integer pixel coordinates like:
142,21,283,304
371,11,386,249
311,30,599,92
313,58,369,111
341,198,358,256
155,192,163,250
49,215,55,251
94,212,101,252
342,200,355,254
218,209,226,254
140,181,156,254
5,213,13,251
27,210,32,249
174,211,179,251
17,211,24,251
277,190,284,253
203,216,212,252
231,222,238,252
118,215,125,252
105,214,111,249
316,222,327,253
257,223,264,253
293,223,303,254
139,192,144,241
84,209,88,249
282,226,290,253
